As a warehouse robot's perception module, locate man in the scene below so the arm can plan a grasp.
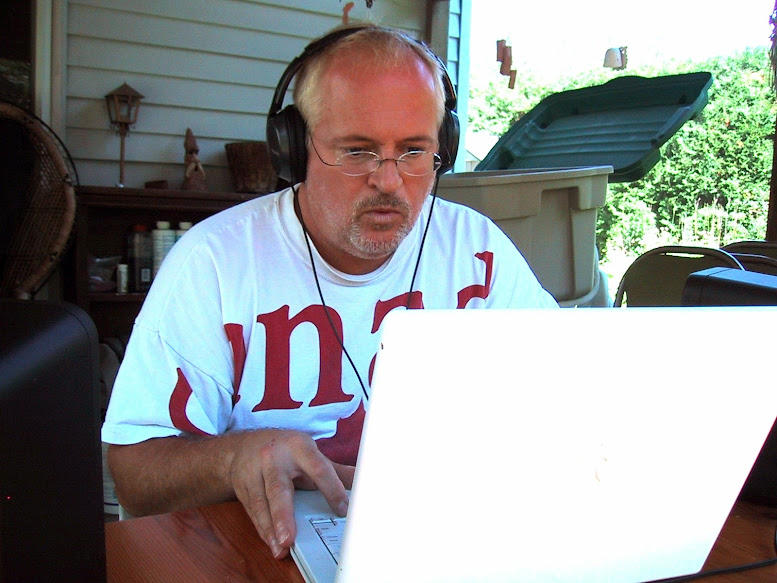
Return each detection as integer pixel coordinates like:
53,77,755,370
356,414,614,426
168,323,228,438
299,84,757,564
102,25,557,560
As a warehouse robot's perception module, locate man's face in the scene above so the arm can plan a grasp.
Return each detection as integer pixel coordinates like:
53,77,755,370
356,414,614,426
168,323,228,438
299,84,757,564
297,54,440,275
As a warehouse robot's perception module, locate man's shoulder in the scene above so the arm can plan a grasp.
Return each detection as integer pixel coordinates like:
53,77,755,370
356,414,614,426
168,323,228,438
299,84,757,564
211,187,287,221
430,195,502,232
187,188,290,238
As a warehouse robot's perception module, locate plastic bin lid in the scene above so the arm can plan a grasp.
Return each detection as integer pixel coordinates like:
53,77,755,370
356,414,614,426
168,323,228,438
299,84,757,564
475,72,713,182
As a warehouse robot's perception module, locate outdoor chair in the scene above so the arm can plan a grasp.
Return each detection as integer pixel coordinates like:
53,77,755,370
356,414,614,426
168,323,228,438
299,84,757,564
722,240,777,261
613,245,744,307
0,101,78,298
727,252,777,276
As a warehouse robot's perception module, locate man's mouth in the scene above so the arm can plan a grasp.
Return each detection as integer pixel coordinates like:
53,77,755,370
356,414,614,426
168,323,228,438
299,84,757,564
363,206,404,222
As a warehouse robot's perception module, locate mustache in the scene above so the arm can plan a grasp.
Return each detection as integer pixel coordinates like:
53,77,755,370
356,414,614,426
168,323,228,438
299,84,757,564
353,193,411,213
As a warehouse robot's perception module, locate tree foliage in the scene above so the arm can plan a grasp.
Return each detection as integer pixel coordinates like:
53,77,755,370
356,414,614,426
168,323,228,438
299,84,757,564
468,48,776,261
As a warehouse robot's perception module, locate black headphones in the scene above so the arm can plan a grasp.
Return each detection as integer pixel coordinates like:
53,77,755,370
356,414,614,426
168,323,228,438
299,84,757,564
266,26,460,185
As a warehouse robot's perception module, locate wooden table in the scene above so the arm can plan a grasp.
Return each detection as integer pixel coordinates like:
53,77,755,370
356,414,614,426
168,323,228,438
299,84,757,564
106,501,304,583
106,500,777,583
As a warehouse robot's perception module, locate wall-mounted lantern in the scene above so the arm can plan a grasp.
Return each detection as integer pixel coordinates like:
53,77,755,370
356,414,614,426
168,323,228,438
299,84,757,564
105,83,144,186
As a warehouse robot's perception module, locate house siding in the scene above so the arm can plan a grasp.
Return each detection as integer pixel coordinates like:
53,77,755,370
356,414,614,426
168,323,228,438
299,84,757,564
63,0,463,191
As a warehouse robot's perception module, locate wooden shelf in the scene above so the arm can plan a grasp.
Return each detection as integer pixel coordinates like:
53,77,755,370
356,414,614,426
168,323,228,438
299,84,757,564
65,185,256,339
87,292,147,303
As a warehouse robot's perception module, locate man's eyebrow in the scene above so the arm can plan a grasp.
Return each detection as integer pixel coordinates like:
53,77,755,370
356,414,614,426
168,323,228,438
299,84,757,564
401,135,437,145
331,134,373,144
333,134,437,146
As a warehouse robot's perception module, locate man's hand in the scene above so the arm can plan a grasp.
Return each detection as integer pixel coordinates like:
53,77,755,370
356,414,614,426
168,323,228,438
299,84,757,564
108,429,354,560
229,429,354,558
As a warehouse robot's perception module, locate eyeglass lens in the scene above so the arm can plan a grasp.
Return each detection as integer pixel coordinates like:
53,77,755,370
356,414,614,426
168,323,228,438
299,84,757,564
338,151,440,176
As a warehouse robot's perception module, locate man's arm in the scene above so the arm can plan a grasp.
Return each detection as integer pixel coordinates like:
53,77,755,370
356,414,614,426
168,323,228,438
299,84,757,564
108,429,354,559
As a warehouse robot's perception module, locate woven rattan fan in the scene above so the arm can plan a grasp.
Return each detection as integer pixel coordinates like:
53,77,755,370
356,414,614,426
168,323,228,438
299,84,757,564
0,101,78,299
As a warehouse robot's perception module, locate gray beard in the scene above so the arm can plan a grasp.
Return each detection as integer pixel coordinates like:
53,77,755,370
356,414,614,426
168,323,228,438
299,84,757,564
346,193,413,258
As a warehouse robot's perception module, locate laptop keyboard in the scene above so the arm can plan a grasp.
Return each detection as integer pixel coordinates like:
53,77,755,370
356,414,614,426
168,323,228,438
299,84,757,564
309,516,347,563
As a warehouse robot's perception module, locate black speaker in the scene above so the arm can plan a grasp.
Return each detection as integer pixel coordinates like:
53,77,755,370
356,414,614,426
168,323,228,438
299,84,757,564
0,300,106,582
266,26,459,185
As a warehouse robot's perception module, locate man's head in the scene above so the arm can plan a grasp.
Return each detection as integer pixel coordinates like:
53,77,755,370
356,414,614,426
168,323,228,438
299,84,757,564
267,25,458,185
270,25,457,276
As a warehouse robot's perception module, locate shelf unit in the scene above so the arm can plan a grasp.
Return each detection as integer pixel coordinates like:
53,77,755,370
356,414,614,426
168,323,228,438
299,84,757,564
66,185,256,340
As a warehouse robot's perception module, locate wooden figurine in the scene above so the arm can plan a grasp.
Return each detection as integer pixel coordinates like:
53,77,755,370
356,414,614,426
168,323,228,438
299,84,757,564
181,128,207,191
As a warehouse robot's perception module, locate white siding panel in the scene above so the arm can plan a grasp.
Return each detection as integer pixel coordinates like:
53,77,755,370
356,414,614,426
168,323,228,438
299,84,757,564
70,0,424,45
68,4,308,62
67,68,277,114
69,37,282,87
67,99,265,142
68,128,238,168
72,0,339,39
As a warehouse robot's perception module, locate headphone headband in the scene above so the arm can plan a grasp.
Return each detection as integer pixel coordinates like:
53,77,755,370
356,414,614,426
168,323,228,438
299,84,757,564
266,25,459,184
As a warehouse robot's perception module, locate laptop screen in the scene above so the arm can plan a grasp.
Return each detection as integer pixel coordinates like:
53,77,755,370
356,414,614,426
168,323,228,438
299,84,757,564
334,307,777,583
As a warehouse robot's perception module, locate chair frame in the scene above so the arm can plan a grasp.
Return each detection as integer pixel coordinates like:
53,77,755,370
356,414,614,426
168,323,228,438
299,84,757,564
614,245,743,307
722,240,777,261
727,252,777,275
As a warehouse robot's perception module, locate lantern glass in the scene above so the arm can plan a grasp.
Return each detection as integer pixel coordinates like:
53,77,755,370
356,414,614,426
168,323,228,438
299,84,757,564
105,83,143,128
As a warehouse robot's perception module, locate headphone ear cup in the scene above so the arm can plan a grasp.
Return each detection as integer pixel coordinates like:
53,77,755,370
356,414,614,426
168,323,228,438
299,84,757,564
267,105,308,184
437,108,460,174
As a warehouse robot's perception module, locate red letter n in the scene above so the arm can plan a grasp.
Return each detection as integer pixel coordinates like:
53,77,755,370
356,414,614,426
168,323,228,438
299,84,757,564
254,305,352,411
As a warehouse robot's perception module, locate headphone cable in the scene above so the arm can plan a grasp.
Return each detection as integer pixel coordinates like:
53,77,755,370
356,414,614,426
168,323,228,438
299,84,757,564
293,185,370,401
406,174,440,308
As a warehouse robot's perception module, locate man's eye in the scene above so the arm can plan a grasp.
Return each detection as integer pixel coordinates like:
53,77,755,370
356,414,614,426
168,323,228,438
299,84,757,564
342,151,376,160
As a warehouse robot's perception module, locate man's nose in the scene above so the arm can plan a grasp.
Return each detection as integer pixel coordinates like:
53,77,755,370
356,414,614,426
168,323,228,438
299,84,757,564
367,158,403,192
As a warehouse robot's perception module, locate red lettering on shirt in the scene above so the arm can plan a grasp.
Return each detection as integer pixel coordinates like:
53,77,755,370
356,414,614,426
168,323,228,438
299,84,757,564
316,401,366,466
224,323,245,406
456,251,493,308
254,305,351,412
368,291,424,382
371,291,424,333
165,249,500,451
169,368,210,436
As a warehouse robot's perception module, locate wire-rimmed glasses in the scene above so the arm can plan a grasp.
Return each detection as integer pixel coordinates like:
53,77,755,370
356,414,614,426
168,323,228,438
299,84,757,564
309,135,441,177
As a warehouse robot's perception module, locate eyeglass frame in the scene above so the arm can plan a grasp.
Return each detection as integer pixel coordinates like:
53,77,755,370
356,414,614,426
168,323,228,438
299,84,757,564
308,134,442,177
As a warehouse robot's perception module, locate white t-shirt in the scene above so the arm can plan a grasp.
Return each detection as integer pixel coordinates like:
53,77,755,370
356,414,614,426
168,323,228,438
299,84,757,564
102,187,557,465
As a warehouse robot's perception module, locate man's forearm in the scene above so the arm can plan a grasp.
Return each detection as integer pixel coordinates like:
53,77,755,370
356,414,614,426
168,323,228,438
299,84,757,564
107,432,246,517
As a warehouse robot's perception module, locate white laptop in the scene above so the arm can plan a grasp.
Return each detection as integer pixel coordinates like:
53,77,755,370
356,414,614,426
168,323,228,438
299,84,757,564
292,307,777,583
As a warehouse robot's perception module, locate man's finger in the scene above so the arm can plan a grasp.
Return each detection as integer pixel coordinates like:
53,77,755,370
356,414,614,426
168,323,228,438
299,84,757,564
262,459,299,555
301,458,349,517
236,473,284,558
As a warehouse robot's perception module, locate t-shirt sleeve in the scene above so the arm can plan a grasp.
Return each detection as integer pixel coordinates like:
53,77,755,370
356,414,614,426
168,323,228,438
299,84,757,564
101,320,235,445
101,228,238,445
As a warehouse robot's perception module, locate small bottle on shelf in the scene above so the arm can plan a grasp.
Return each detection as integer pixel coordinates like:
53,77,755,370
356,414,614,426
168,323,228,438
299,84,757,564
152,221,176,277
127,225,153,292
116,264,129,293
175,221,192,242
